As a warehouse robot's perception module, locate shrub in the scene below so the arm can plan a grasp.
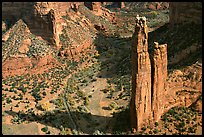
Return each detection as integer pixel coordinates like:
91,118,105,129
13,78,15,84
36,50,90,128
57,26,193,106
22,88,27,94
41,126,48,132
41,102,52,111
141,127,147,131
50,90,55,94
42,91,47,96
108,102,118,110
153,128,159,134
84,96,89,106
155,122,159,127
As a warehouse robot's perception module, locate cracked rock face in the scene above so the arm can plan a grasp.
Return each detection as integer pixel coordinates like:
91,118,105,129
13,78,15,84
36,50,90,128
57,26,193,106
131,16,168,132
152,42,168,122
131,16,152,132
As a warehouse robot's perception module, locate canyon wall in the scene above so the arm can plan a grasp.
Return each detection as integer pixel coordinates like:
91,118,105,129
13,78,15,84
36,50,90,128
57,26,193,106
169,2,202,25
2,2,84,49
2,2,116,64
84,2,102,13
2,2,34,24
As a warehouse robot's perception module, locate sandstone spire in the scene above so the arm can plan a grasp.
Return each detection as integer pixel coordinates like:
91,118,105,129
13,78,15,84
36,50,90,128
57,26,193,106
131,16,168,132
152,42,168,122
131,16,152,132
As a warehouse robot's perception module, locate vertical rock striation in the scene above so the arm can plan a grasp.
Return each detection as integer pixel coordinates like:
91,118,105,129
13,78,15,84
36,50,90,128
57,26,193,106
131,16,152,132
152,42,168,122
131,16,168,132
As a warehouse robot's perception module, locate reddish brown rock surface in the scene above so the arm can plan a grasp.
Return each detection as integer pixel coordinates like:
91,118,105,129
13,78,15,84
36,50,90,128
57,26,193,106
130,14,202,132
131,16,152,132
152,42,168,122
2,2,84,49
84,2,102,15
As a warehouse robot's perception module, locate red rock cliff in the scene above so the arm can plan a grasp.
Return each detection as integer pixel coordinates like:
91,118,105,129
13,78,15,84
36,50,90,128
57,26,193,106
2,2,84,49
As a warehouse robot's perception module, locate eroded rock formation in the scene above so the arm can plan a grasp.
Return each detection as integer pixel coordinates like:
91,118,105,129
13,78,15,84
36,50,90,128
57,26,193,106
131,16,152,132
84,2,102,15
2,2,84,49
131,16,168,132
131,14,202,133
152,42,168,122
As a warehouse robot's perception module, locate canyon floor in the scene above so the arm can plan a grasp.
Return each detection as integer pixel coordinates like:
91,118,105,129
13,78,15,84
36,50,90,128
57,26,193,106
2,7,202,135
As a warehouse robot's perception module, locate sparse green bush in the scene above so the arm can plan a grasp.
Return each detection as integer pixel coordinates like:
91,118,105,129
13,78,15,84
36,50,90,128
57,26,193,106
6,97,12,104
108,101,118,110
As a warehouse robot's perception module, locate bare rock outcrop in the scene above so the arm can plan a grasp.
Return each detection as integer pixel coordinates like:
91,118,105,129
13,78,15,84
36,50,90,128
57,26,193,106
131,15,168,132
84,2,103,16
152,42,168,122
131,16,152,132
131,14,202,133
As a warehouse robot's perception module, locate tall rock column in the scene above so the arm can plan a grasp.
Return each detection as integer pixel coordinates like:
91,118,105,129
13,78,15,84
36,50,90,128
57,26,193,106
130,16,152,132
152,42,168,122
48,9,60,49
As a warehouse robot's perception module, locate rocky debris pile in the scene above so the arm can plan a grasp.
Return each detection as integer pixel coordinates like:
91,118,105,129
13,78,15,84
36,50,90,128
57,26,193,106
78,5,117,35
2,19,30,62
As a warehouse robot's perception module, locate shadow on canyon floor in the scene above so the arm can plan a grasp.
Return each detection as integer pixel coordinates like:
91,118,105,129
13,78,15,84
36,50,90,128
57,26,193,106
5,107,131,135
93,22,202,82
3,12,53,46
93,32,132,77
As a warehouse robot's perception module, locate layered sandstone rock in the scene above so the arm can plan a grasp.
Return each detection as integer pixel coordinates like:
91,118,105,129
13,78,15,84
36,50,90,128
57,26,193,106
131,16,169,132
131,16,152,132
31,2,85,49
152,42,168,122
131,15,202,133
2,2,84,49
